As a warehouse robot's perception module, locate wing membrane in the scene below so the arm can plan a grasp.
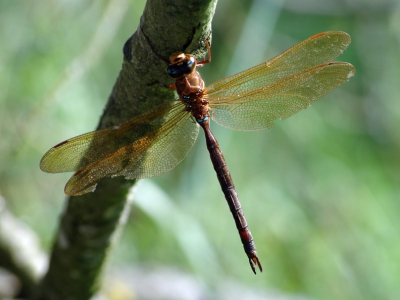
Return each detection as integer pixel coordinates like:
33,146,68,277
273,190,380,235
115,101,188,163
209,62,355,131
41,102,181,172
205,31,351,99
41,101,199,196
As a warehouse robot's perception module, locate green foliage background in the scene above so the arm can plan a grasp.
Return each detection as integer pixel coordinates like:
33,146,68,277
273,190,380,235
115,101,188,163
1,0,399,299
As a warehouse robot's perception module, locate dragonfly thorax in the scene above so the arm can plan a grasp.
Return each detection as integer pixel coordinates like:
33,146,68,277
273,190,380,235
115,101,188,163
174,67,209,124
186,94,210,124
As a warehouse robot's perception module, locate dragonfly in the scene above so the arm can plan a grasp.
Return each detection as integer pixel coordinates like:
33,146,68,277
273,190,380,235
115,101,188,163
40,30,355,274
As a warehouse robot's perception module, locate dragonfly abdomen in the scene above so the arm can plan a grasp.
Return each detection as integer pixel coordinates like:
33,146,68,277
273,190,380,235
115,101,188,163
199,121,262,273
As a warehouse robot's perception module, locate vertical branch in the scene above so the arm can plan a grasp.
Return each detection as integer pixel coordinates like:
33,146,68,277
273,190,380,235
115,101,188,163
34,0,217,299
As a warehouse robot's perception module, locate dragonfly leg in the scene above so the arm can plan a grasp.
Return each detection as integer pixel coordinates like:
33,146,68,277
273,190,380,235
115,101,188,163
197,39,212,67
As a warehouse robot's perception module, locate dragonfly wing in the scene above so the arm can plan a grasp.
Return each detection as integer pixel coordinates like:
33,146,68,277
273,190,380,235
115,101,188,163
40,101,199,196
209,62,355,131
205,31,351,97
41,101,181,173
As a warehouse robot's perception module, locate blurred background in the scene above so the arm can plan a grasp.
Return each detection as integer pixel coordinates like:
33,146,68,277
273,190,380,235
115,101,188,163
1,0,399,299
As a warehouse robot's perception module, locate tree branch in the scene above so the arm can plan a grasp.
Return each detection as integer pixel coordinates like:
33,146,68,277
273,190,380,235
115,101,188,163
34,0,217,299
0,196,47,298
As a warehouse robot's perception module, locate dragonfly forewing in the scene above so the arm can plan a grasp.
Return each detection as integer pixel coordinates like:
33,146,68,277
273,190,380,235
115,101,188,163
205,31,351,99
40,102,183,173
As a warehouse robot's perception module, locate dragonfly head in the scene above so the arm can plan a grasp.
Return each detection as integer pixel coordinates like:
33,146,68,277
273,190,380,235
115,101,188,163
167,52,196,78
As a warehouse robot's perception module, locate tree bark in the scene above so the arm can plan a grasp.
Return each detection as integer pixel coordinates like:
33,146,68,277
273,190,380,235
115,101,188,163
34,0,217,299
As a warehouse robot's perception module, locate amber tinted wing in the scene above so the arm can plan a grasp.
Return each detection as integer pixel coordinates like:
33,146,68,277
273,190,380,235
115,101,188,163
209,62,354,131
206,31,351,97
205,31,355,131
40,101,198,196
